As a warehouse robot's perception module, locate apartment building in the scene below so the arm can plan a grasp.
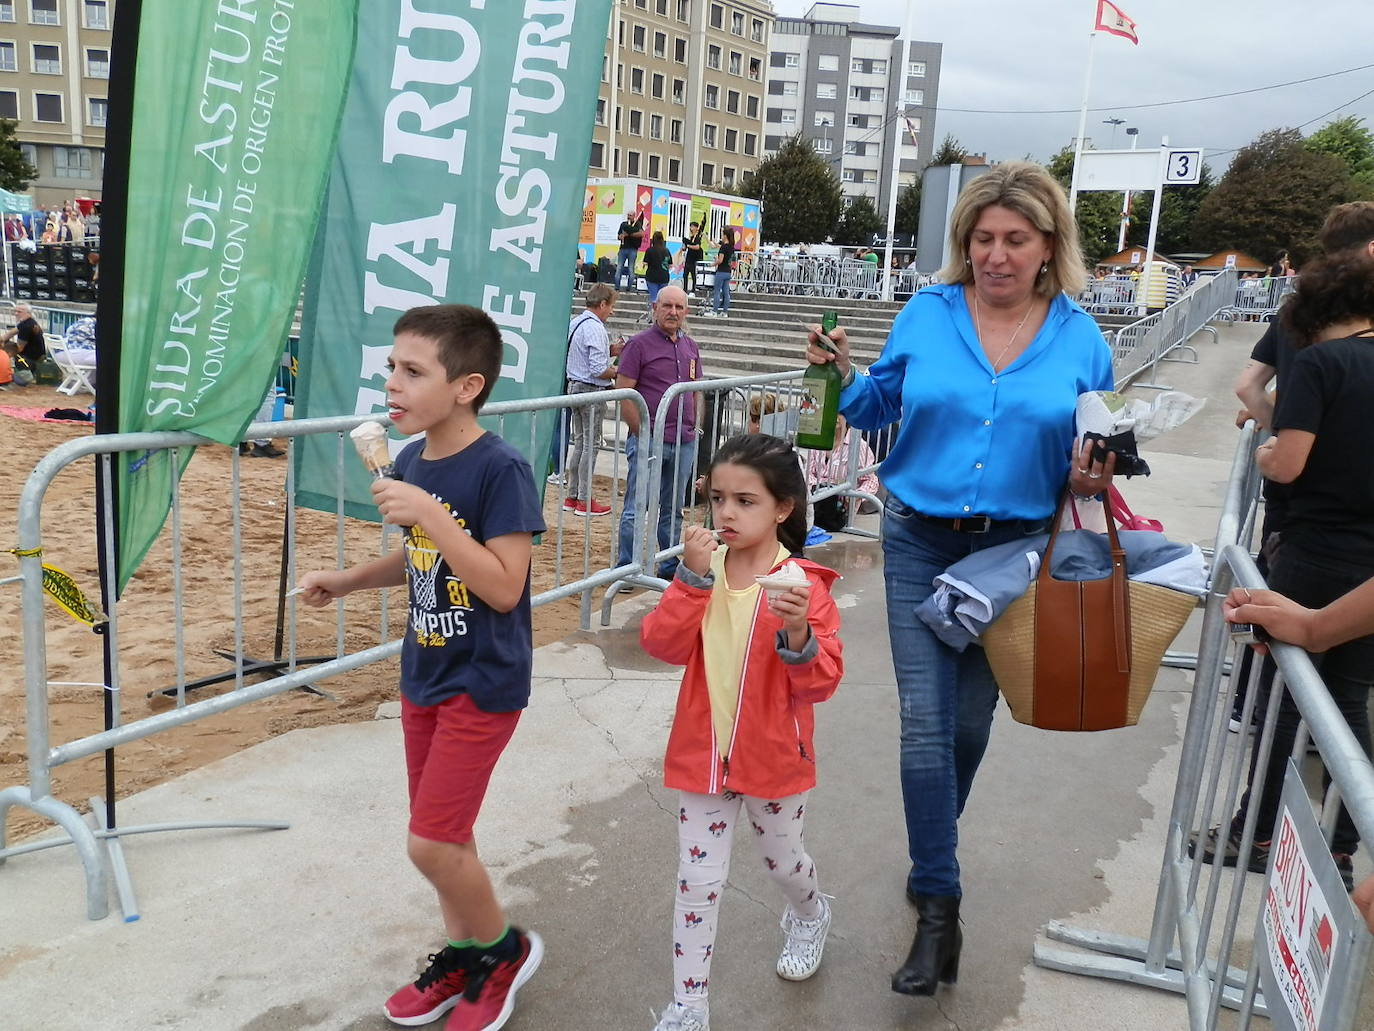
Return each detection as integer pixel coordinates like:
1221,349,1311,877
0,0,111,206
765,2,940,212
591,0,774,193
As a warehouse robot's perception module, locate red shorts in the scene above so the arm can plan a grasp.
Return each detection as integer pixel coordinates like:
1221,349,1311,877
401,692,520,844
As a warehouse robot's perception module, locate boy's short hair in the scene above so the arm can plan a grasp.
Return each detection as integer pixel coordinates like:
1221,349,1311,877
393,304,503,411
1319,201,1374,256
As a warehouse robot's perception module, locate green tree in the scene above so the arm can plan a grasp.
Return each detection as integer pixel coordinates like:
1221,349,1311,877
0,119,35,193
738,133,843,245
1304,115,1374,194
1126,162,1215,254
1045,144,1122,265
832,195,884,246
1192,128,1359,264
895,181,920,237
929,133,969,167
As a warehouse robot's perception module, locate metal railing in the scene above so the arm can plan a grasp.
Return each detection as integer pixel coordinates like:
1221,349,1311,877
1111,268,1238,390
732,253,933,299
1218,275,1298,322
1034,422,1374,1029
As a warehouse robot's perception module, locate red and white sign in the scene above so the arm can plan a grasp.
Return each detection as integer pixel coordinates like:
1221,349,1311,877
1095,0,1139,44
1262,810,1337,1030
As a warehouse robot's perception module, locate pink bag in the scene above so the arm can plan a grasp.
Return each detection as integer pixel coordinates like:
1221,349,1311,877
1068,486,1163,533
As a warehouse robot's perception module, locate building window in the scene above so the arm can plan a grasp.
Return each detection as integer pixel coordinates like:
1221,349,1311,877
84,46,108,78
670,118,682,143
0,3,12,24
648,154,661,180
656,0,668,12
590,141,605,168
653,31,666,58
627,150,640,176
631,25,645,52
87,95,105,126
743,132,757,156
668,157,681,183
709,4,722,29
872,59,887,74
814,111,833,127
29,0,57,25
702,124,716,148
783,53,799,68
602,54,610,82
704,83,718,109
18,140,33,166
701,162,714,186
707,44,720,70
842,168,858,183
813,137,832,155
817,54,838,72
674,37,686,63
0,41,13,72
630,67,644,94
634,0,646,7
816,83,836,100
722,167,735,188
751,18,764,42
54,145,93,178
850,59,864,73
650,113,663,140
779,109,795,125
848,113,865,127
0,89,15,118
595,97,606,125
863,169,878,183
844,140,858,155
676,0,689,21
726,51,740,76
613,107,621,131
652,72,664,99
748,57,761,81
613,147,620,175
31,42,59,74
730,11,743,34
904,89,924,105
629,109,642,135
781,82,797,97
672,77,685,104
724,127,737,152
726,89,739,114
908,60,926,77
616,63,623,89
32,90,61,121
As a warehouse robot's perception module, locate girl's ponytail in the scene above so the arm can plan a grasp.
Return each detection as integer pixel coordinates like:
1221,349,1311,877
709,434,809,556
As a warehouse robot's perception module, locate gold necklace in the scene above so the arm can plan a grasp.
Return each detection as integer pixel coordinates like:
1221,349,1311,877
972,293,1036,372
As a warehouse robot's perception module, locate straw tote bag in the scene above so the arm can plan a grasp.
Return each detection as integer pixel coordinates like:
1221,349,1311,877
982,492,1196,731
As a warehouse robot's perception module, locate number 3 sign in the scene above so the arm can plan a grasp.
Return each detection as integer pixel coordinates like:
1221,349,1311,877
1165,149,1203,184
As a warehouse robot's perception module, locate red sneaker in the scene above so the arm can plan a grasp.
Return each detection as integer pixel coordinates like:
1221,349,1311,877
571,499,612,517
561,497,579,512
384,946,470,1026
447,929,544,1031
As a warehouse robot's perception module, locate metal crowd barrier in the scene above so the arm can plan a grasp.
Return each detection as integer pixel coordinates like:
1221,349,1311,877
733,253,933,300
1079,275,1140,315
1111,268,1237,390
1035,423,1374,1030
0,391,652,921
1219,275,1298,323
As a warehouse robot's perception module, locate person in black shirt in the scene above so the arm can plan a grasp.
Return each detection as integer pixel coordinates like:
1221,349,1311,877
705,227,735,318
616,208,645,293
643,230,672,307
1,303,46,369
1197,251,1374,890
681,221,704,295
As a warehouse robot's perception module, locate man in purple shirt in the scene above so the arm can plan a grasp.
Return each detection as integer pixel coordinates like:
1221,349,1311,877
615,284,704,577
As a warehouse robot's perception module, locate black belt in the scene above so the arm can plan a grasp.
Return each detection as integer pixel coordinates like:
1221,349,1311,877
913,511,995,533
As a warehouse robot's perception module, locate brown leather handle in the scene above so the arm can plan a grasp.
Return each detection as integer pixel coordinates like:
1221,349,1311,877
1041,490,1130,671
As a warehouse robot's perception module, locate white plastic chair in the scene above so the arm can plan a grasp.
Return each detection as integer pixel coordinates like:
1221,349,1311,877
49,335,96,396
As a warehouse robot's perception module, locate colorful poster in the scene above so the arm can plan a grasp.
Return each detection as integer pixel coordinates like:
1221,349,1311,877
294,0,613,521
113,1,358,589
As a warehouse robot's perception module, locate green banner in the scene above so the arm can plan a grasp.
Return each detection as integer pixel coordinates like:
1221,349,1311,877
294,0,611,521
115,2,358,590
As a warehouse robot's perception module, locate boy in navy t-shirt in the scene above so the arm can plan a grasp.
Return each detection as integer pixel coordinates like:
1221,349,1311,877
301,305,546,1031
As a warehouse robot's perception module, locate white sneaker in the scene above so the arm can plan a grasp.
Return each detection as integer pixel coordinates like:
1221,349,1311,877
652,1001,709,1031
776,894,832,981
546,472,565,485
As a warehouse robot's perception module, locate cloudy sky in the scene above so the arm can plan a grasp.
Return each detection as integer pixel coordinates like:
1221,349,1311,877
771,0,1374,171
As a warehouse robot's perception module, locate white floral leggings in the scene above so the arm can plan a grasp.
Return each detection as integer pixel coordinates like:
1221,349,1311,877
672,788,823,1007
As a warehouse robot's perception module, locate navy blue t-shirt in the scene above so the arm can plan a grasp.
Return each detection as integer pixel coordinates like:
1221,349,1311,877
395,432,546,711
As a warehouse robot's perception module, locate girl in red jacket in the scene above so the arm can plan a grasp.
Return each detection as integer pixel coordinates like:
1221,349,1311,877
641,433,844,1031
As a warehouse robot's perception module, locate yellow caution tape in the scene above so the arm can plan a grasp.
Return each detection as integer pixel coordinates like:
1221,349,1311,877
7,548,107,626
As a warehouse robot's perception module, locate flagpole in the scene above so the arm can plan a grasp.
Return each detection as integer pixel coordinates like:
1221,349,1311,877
1067,28,1097,212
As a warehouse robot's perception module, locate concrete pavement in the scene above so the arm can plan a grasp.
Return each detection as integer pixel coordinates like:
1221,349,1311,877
5,318,1365,1030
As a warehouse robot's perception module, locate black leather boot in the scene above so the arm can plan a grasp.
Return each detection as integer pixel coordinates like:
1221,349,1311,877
891,894,961,995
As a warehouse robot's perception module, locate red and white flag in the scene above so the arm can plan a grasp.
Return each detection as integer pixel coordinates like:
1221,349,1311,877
1095,0,1139,44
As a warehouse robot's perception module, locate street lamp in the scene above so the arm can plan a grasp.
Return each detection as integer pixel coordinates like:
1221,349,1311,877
1118,127,1139,251
1102,116,1125,148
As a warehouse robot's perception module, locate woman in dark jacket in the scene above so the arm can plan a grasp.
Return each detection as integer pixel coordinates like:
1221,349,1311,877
644,230,672,306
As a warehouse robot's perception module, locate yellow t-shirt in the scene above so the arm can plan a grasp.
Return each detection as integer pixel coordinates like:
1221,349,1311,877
701,542,790,758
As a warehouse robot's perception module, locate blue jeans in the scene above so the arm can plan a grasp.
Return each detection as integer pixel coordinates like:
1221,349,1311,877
617,247,638,292
711,270,731,313
882,495,1050,897
617,432,698,578
647,280,663,305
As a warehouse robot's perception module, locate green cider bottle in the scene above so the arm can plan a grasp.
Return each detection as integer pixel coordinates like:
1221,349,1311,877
794,310,842,450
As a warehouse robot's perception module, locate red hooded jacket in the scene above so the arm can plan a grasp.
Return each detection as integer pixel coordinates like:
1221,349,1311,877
641,556,843,798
